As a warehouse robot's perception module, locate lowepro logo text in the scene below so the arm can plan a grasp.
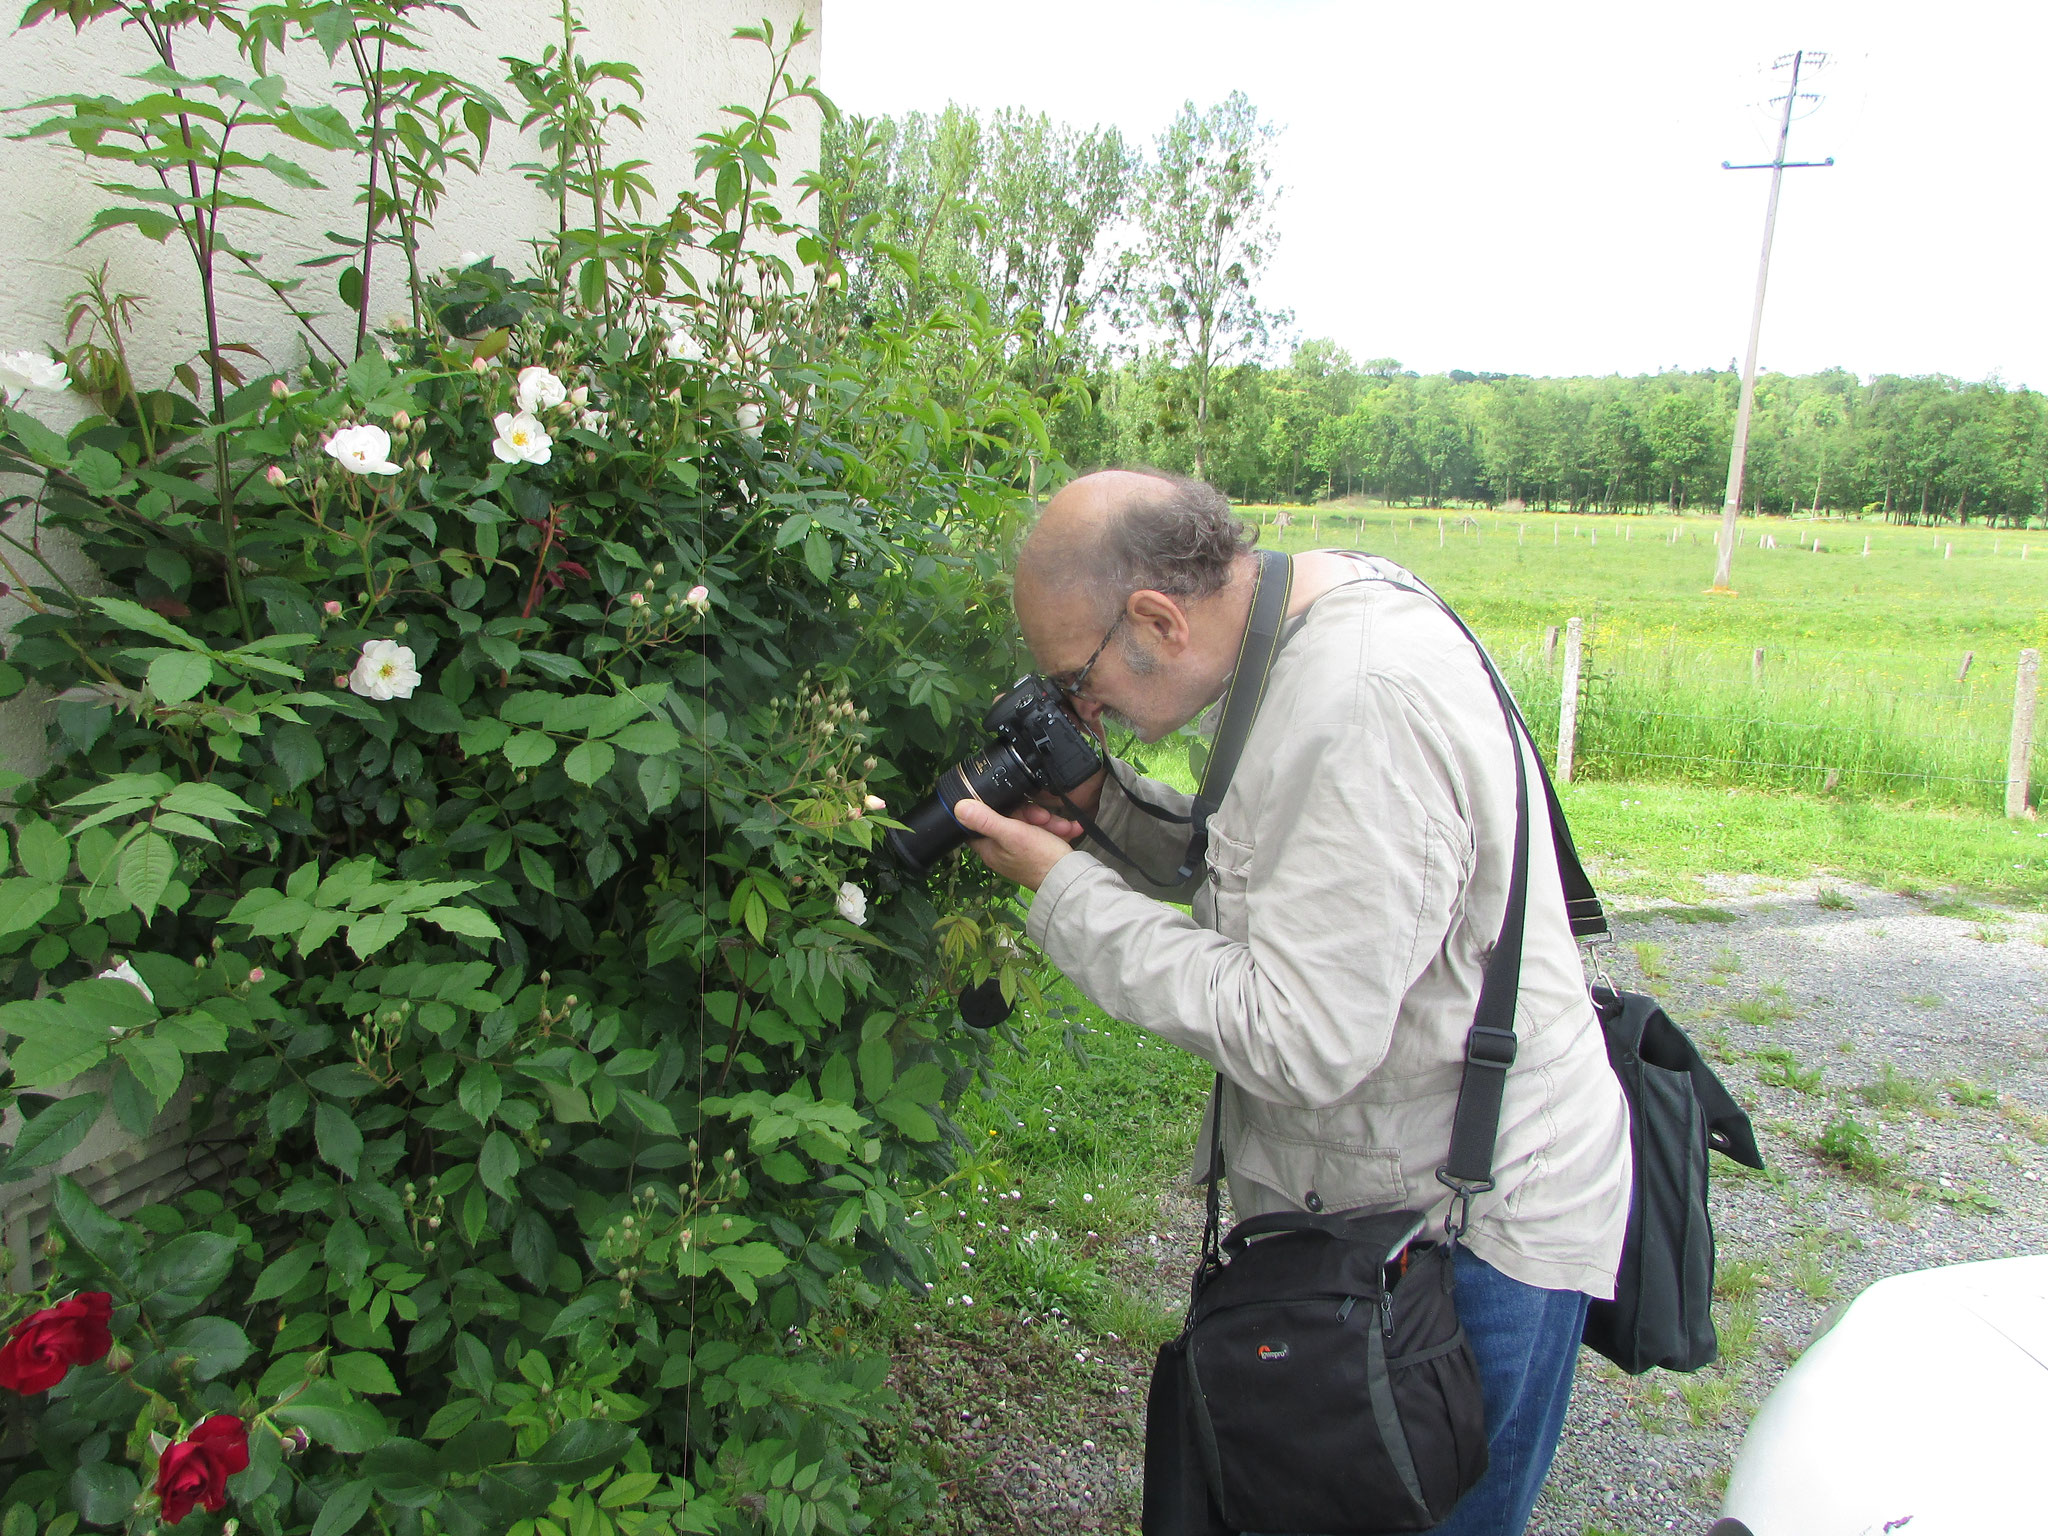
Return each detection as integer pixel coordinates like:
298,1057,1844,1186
1256,1341,1290,1362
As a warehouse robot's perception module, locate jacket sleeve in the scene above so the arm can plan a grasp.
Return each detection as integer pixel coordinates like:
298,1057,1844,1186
1080,758,1201,902
1026,681,1473,1109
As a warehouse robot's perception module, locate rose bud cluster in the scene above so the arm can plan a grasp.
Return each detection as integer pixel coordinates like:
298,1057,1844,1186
0,1292,113,1393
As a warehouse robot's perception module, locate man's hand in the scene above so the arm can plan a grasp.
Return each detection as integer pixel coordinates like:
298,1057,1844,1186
953,797,1082,891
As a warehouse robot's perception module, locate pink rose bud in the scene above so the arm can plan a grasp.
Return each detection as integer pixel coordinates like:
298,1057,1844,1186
569,386,589,406
687,585,709,603
391,410,411,432
415,449,432,471
248,968,265,984
865,794,886,811
335,673,351,688
271,379,289,399
323,600,343,616
265,465,287,487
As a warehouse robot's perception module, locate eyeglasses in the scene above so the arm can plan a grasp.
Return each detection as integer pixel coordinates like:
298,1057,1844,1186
1047,612,1125,703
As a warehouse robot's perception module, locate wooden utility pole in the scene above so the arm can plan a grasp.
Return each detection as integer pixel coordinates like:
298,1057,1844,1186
1711,50,1834,592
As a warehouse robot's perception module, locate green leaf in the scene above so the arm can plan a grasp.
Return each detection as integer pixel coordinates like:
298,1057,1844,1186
804,528,836,581
309,1480,374,1536
0,877,61,937
528,1418,632,1482
135,1231,237,1319
167,1315,253,1379
116,832,175,919
146,651,213,703
362,1438,445,1507
248,1244,317,1303
71,1462,140,1528
156,782,255,822
14,819,68,882
315,1099,365,1178
0,1093,101,1183
329,1351,400,1395
857,1037,893,1102
876,1096,939,1142
504,731,556,769
345,910,407,958
111,1036,183,1111
606,718,680,755
478,1130,519,1197
1,1000,109,1088
272,723,326,788
274,1381,390,1452
458,1062,502,1126
637,756,682,812
401,691,465,734
93,595,204,649
422,905,500,941
615,1087,675,1136
52,1175,136,1282
562,739,615,785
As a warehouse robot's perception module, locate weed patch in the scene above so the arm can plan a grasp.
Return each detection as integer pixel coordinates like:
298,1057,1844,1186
1629,940,1669,981
1948,1078,2000,1108
1754,1046,1825,1095
1709,947,1743,975
1816,887,1856,910
1999,1096,2048,1144
1855,1062,1940,1115
1669,905,1741,924
1925,899,2008,922
1816,1114,1896,1181
1732,985,1797,1028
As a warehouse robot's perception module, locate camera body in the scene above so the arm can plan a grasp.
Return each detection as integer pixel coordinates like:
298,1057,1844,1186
885,675,1104,875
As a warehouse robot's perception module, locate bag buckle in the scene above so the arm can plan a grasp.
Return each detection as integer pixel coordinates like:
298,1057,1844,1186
1581,935,1618,995
1433,1169,1495,1241
1464,1025,1517,1070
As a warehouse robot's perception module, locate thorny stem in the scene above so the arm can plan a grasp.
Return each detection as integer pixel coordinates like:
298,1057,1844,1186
348,30,391,360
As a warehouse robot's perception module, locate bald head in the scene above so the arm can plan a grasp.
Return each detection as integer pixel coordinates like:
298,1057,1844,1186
1016,468,1255,622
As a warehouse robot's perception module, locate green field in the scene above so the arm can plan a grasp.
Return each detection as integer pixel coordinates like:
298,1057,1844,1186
1240,505,2048,812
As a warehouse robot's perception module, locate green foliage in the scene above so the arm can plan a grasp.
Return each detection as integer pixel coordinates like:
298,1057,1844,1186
0,4,1068,1531
1815,1115,1894,1182
1753,1047,1825,1096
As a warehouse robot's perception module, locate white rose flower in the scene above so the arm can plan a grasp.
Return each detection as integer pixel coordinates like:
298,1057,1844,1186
735,402,764,438
516,366,568,413
684,584,711,615
663,327,703,363
96,958,155,1004
456,251,492,269
577,408,609,435
324,424,402,476
492,411,553,465
0,350,69,395
836,882,868,927
348,638,421,701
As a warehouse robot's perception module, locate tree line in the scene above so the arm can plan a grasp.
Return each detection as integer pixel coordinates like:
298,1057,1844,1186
823,103,2047,526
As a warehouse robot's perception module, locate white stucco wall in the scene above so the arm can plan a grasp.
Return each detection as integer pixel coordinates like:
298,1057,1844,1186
0,0,823,773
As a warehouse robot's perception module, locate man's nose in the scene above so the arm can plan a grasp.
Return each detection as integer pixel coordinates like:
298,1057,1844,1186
1069,696,1106,727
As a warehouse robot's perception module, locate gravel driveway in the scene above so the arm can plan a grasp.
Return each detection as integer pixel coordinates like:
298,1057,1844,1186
1533,877,2048,1535
885,878,2048,1534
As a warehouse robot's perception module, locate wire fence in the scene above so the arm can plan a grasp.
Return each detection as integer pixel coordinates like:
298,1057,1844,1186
1493,636,2041,813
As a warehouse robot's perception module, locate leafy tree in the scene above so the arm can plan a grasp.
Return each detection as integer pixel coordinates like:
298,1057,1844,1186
1138,91,1287,479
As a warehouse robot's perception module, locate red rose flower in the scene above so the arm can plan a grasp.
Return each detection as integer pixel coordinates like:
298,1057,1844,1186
0,1292,112,1394
155,1415,250,1525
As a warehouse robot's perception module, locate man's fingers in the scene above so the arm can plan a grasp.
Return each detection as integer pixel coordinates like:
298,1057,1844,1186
951,797,1009,842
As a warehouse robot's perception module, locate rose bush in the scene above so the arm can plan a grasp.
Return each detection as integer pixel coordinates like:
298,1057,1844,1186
0,3,1051,1532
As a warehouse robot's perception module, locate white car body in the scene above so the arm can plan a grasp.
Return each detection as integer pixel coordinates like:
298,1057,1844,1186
1716,1254,2048,1536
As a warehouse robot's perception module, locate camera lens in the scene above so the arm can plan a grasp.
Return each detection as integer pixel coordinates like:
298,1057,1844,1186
885,742,1038,874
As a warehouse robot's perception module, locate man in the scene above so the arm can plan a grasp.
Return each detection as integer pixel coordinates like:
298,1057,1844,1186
950,469,1630,1535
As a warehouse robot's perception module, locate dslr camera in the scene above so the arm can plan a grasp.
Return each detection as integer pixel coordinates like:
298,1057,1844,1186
886,675,1103,875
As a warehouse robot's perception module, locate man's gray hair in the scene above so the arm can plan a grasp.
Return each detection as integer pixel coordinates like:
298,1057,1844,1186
1076,469,1258,616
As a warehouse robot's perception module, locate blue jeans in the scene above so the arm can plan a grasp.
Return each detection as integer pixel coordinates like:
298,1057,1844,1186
1427,1245,1591,1536
1251,1245,1591,1536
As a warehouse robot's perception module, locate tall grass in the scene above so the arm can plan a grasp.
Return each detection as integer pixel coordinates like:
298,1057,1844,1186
1242,507,2047,813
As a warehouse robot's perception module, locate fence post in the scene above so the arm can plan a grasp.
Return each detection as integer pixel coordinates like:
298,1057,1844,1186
1958,651,1975,683
1438,517,1445,548
1862,535,1870,557
2011,648,2041,819
1557,617,1584,784
1543,625,1559,666
1752,647,1765,685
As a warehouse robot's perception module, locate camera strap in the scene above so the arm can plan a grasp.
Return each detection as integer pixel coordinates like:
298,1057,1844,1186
1054,549,1294,890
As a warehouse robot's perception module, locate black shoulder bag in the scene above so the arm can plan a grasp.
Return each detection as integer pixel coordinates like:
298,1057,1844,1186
1141,567,1765,1535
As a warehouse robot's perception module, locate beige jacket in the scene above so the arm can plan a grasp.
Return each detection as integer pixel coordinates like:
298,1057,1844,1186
1025,557,1631,1297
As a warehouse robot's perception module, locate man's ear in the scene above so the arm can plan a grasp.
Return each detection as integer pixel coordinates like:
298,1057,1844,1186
1125,588,1191,652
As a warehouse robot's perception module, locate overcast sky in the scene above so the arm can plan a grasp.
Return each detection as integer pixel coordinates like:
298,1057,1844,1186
823,0,2046,387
